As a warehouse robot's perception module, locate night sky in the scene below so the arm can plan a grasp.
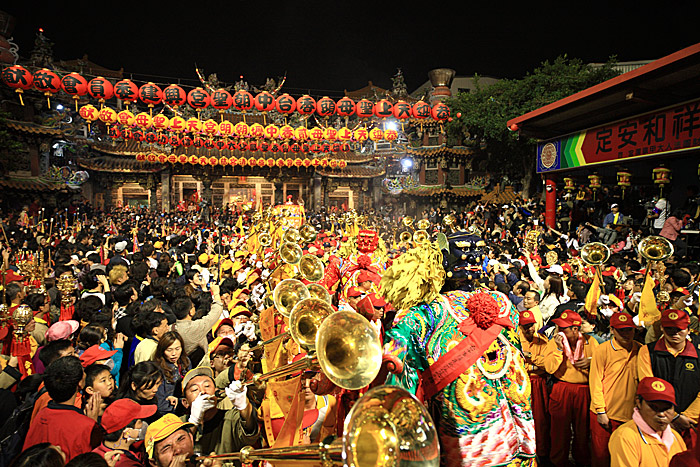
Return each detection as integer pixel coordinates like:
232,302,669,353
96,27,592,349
4,1,700,97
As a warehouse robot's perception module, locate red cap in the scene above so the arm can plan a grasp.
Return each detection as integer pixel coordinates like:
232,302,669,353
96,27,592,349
368,293,387,308
551,311,583,328
637,377,676,405
209,337,234,358
519,310,537,326
214,318,234,335
610,312,636,329
2,270,24,284
101,399,157,434
346,287,362,298
357,271,372,284
231,308,252,319
660,309,690,330
79,345,117,368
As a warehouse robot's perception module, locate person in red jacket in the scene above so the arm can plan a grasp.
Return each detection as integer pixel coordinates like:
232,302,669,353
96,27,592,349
23,356,103,461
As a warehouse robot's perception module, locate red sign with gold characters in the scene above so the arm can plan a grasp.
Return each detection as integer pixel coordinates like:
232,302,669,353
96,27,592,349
538,98,700,172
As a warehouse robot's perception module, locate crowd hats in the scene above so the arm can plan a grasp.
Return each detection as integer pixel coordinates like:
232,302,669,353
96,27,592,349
609,312,636,329
45,319,80,341
101,399,157,434
79,345,117,367
551,310,583,328
660,308,690,330
637,377,676,405
209,336,234,358
213,318,234,335
519,310,537,326
346,286,363,298
181,366,215,391
145,414,195,458
368,293,387,308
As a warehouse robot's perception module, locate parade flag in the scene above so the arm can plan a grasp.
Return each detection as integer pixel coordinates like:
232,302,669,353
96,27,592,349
235,215,244,236
584,272,601,316
638,274,660,326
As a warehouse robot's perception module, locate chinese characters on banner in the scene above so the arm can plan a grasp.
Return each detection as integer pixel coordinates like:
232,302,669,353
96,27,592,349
537,99,700,173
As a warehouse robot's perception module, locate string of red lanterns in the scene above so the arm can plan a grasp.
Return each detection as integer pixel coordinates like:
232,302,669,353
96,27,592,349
135,152,349,169
0,65,451,122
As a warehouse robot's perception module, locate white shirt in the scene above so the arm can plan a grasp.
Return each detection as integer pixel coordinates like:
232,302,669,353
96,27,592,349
654,199,669,229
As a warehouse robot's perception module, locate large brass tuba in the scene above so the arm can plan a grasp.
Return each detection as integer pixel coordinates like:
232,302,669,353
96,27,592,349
298,254,325,282
580,242,611,266
272,278,310,318
638,235,674,303
195,385,440,466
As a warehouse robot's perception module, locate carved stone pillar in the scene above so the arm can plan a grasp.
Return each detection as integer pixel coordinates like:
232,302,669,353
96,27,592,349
161,169,171,212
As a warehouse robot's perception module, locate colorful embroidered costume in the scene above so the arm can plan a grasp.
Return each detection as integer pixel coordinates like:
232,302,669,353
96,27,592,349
384,290,537,467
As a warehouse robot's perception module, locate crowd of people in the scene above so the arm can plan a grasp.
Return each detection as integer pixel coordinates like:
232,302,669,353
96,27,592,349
0,185,698,467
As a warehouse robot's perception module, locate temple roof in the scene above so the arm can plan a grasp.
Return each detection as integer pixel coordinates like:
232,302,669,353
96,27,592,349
316,164,385,178
77,156,165,173
344,81,389,100
0,174,70,191
4,119,63,136
57,55,124,79
405,144,474,157
480,185,520,204
398,184,485,197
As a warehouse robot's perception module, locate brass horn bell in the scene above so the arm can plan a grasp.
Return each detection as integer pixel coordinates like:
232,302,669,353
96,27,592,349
288,297,336,351
298,254,325,282
273,278,310,318
580,242,611,266
638,235,674,262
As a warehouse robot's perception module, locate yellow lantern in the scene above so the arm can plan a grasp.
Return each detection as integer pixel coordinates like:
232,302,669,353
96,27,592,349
202,119,219,136
563,177,575,191
235,122,250,138
653,165,672,197
295,127,309,141
250,123,264,138
369,127,384,141
117,110,135,126
219,120,234,137
134,112,153,129
186,117,202,134
265,124,280,139
152,114,170,131
280,125,295,140
324,127,338,141
384,129,398,141
169,116,186,133
309,127,324,141
98,107,117,125
617,170,632,187
354,128,369,142
337,127,352,141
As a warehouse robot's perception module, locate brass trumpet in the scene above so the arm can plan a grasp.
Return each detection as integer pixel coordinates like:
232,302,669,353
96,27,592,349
307,283,331,303
580,242,611,266
638,235,674,303
193,385,439,467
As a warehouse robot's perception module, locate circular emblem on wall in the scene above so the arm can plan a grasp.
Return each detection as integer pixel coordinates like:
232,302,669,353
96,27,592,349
541,142,557,169
651,381,666,392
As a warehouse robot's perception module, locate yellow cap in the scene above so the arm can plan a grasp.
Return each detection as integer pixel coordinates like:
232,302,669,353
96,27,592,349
198,253,209,264
221,259,234,271
153,241,163,249
235,250,247,258
144,414,195,459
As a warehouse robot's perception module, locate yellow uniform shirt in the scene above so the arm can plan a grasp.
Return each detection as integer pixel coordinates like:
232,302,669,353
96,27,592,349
519,329,549,376
543,333,599,384
637,340,700,422
609,419,686,467
589,337,641,422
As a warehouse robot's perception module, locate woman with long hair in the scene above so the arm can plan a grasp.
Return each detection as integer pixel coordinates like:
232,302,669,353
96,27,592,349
114,361,163,423
152,331,191,414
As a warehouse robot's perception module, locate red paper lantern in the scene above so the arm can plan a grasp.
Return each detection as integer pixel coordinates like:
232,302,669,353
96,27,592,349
61,72,88,110
187,87,210,110
336,97,355,117
193,137,204,148
114,79,139,105
145,132,158,144
121,128,133,140
1,65,33,105
169,135,181,146
139,82,163,107
181,136,193,147
87,76,114,102
374,99,393,118
355,99,374,119
249,141,258,152
32,68,61,107
412,101,431,119
275,93,296,114
233,90,253,111
211,88,233,110
107,126,121,139
163,84,187,107
157,133,169,145
296,95,316,115
290,143,301,153
431,102,450,121
393,100,412,120
316,96,336,117
254,91,275,112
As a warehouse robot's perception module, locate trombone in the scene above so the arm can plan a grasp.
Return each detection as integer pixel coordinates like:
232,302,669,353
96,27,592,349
193,385,440,466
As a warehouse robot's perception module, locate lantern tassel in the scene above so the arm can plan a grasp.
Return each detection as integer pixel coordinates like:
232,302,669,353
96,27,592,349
17,90,24,106
46,95,51,109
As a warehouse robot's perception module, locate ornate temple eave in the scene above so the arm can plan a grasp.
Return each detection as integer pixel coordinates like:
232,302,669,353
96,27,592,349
77,156,165,174
480,185,520,204
4,119,63,136
316,165,385,179
405,144,474,157
396,184,485,197
0,175,70,192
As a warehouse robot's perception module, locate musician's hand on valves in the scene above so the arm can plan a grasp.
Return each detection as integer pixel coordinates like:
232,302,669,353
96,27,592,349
225,380,248,411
